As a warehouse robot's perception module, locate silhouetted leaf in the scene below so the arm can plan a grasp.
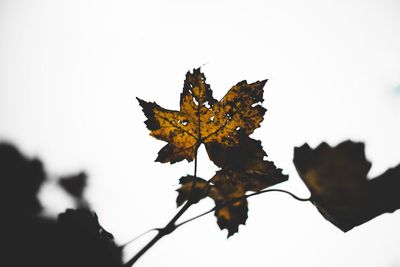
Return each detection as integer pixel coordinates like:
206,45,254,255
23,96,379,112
0,143,123,267
58,209,115,243
180,134,287,236
176,176,210,206
0,142,46,216
177,168,287,237
53,209,122,267
138,68,267,164
215,199,248,238
59,172,87,199
207,134,288,191
293,140,400,232
209,171,248,237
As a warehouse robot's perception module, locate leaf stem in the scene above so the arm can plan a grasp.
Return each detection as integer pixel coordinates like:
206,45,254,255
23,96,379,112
125,143,201,266
189,101,201,201
124,201,192,266
189,144,199,198
175,189,311,229
120,228,160,248
124,186,309,266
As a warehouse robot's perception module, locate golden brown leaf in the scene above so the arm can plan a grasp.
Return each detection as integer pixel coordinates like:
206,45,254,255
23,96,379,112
294,140,400,232
177,168,287,237
138,68,267,164
141,68,289,236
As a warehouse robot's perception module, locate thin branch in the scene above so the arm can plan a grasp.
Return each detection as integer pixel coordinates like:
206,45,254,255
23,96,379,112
188,101,201,202
189,144,199,197
124,142,201,266
124,201,192,266
120,228,160,248
124,187,310,266
175,189,311,229
126,100,302,266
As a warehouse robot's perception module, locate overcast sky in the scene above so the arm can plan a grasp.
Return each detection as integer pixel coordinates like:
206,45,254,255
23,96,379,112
1,0,400,266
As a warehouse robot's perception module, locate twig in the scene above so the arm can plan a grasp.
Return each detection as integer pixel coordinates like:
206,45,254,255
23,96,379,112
124,142,201,266
175,189,311,229
124,201,192,266
120,228,160,248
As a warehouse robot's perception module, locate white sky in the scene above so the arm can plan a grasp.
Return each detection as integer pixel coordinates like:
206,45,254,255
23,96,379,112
1,0,400,266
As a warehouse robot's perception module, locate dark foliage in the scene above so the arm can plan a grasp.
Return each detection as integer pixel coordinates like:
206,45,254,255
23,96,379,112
0,142,45,216
0,143,123,267
59,172,87,199
293,140,400,232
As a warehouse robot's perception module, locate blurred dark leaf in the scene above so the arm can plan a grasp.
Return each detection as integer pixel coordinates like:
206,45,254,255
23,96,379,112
0,142,46,216
58,208,114,241
293,140,400,232
0,142,122,267
56,208,122,267
59,172,87,199
3,208,123,267
138,68,267,164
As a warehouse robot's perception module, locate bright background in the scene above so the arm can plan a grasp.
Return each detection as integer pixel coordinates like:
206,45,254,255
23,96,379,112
1,0,400,266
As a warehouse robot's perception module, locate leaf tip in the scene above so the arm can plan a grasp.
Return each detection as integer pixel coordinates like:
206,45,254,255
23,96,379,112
260,79,268,87
136,97,145,106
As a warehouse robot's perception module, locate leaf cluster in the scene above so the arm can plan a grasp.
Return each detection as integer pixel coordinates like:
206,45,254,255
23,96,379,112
138,68,400,237
138,68,288,236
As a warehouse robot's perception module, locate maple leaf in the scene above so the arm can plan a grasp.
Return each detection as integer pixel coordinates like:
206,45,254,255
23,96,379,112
293,140,400,232
177,150,288,237
176,174,247,237
140,68,288,236
177,167,287,237
137,68,267,164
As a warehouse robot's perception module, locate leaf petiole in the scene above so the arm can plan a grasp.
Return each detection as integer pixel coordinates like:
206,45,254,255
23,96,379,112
175,189,311,229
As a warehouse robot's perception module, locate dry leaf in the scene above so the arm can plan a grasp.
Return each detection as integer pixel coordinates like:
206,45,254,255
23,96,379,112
293,140,400,231
138,68,266,164
140,68,288,236
177,168,287,236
